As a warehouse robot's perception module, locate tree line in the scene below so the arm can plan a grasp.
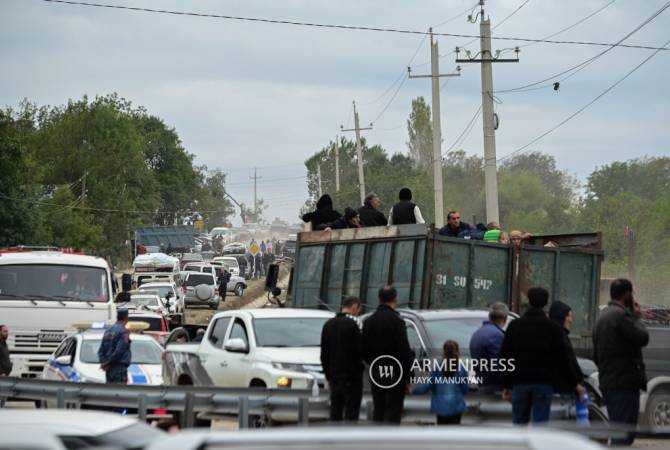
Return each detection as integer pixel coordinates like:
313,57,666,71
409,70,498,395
0,94,238,262
303,97,670,304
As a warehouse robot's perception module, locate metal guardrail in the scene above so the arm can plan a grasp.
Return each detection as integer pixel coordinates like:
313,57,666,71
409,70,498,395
0,377,581,429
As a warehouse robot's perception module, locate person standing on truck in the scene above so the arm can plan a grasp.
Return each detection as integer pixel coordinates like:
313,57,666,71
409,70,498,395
363,286,414,424
320,296,364,422
98,309,131,384
302,194,342,230
438,211,474,237
593,278,649,447
358,193,387,227
0,325,12,376
387,188,425,225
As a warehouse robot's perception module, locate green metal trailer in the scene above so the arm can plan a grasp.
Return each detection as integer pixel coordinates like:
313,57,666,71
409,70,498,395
289,224,603,355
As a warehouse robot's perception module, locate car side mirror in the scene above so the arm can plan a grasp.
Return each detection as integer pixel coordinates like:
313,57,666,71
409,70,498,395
224,338,249,353
55,355,72,366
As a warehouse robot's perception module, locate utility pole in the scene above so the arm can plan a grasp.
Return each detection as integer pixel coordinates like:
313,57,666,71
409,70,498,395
341,102,372,206
334,136,340,192
456,1,519,223
81,171,88,207
249,168,262,215
408,29,460,228
317,163,323,198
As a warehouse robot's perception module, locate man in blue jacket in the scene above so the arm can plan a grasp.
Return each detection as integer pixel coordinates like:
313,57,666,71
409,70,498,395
470,303,508,393
438,211,473,237
98,308,131,384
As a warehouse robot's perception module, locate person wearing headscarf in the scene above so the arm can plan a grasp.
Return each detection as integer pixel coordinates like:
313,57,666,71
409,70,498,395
302,194,342,230
548,301,585,397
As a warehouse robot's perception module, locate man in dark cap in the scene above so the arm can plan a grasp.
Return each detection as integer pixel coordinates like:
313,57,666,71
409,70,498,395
387,188,425,225
98,308,131,384
302,194,342,231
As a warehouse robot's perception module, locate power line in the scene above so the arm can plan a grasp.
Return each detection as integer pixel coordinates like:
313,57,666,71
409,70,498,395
495,0,670,94
443,105,483,155
38,0,670,51
518,0,618,50
224,175,306,187
498,37,670,163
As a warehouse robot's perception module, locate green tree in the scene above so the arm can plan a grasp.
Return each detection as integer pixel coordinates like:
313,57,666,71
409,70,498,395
407,97,433,172
195,168,235,228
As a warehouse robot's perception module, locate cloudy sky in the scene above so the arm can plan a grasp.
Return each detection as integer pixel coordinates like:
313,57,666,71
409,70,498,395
2,0,668,224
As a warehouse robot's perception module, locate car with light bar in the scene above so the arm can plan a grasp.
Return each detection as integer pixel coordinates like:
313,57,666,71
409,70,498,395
41,321,164,386
0,246,116,378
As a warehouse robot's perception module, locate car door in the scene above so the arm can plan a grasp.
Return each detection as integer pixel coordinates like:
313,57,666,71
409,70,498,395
44,338,70,380
198,316,232,385
220,316,252,387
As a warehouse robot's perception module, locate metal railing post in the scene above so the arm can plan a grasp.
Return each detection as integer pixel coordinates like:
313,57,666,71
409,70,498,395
238,396,250,429
182,392,195,429
298,397,309,426
57,388,65,409
137,394,148,422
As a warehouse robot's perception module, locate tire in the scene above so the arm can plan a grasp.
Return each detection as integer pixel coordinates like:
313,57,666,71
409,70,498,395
234,283,244,297
210,300,220,310
248,379,270,428
646,391,670,433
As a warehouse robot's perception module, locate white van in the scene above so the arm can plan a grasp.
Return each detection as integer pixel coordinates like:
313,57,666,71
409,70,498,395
211,256,240,276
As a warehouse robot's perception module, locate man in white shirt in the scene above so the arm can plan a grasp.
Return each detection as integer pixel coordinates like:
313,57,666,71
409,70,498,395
388,187,425,225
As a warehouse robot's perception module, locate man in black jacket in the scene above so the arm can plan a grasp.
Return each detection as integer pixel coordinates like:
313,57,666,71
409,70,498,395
358,193,387,227
387,188,425,225
320,296,363,421
593,278,649,446
302,194,342,230
500,287,578,424
0,325,12,376
362,286,414,423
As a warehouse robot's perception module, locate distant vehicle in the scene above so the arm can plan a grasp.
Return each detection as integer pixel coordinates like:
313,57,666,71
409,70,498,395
41,322,164,385
223,242,247,255
179,253,204,269
132,252,180,287
139,281,184,314
180,272,219,310
124,291,168,315
143,427,605,450
162,309,333,410
0,247,115,378
212,256,240,276
128,311,170,339
183,263,217,278
0,410,164,450
281,235,297,259
183,263,246,297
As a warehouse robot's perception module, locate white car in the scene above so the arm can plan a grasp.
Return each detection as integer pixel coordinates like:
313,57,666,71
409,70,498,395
124,291,168,315
42,324,164,385
139,281,184,314
0,410,164,450
212,256,240,276
163,308,334,391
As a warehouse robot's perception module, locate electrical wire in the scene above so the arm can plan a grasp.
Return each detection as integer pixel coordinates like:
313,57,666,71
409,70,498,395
518,0,618,50
497,37,670,163
495,0,670,94
432,2,481,29
443,105,483,155
38,0,670,51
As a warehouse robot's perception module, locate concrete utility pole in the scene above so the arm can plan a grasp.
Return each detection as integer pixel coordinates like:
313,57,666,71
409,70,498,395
456,1,519,223
249,168,262,214
317,163,323,198
341,102,372,206
408,29,460,228
334,137,341,193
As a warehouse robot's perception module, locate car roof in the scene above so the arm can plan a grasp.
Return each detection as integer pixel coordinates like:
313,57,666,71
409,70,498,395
140,281,175,287
0,251,109,268
399,309,490,320
0,425,67,450
79,329,158,342
216,308,334,320
0,410,141,436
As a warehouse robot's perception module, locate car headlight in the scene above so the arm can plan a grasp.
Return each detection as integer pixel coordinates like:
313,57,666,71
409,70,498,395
276,376,292,388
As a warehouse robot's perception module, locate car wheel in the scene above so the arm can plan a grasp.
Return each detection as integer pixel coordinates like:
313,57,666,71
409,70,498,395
234,284,244,297
248,379,270,428
210,300,220,310
646,391,670,433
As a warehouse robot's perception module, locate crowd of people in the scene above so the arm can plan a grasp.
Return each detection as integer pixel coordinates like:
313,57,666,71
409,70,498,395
302,189,534,246
320,278,649,446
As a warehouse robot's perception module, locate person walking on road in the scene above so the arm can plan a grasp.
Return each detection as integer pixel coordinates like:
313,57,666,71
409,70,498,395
499,287,578,424
98,308,131,384
218,269,231,302
593,278,649,447
363,286,414,424
412,340,469,425
387,188,425,225
358,193,387,227
548,301,586,399
0,325,12,376
469,302,508,393
320,296,364,422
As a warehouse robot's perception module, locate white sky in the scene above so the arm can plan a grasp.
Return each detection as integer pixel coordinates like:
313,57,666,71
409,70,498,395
2,0,669,224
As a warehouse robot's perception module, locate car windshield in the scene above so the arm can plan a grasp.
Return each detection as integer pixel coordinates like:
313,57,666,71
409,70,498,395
254,317,329,347
128,316,165,332
128,296,160,307
422,318,487,356
139,285,173,299
80,338,163,364
0,264,109,302
185,274,214,286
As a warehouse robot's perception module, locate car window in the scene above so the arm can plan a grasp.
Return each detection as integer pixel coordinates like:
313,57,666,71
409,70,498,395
423,318,484,356
253,317,328,347
185,274,214,287
54,337,74,358
139,285,174,299
128,316,165,332
228,319,249,347
80,339,162,364
209,317,232,349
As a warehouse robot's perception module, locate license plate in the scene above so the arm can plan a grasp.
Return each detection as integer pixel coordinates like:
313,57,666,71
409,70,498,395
38,333,66,342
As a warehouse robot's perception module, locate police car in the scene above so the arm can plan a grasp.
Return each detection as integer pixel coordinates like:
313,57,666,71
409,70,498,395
41,321,164,385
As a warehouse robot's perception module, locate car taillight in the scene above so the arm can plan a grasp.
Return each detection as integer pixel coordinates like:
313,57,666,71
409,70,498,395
214,288,219,295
